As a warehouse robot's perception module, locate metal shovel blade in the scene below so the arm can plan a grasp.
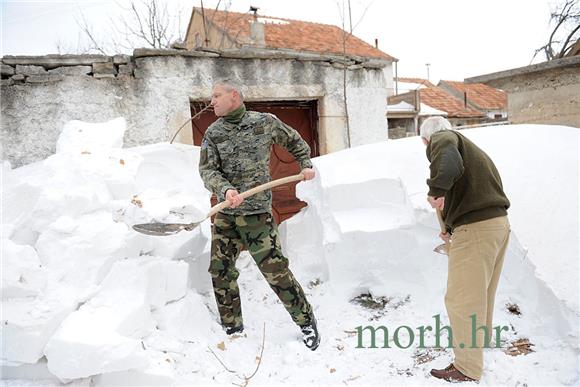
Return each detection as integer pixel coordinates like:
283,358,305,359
132,222,200,236
433,243,448,255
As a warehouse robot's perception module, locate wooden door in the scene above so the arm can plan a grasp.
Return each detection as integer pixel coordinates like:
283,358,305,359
191,100,318,224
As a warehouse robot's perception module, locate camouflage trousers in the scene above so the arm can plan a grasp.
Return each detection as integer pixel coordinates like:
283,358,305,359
209,212,313,329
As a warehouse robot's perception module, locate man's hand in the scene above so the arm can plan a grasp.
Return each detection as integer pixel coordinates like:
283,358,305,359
301,168,316,181
427,196,445,211
439,231,451,243
225,189,244,208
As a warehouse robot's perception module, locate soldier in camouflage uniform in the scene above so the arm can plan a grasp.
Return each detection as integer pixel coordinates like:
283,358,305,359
198,79,320,350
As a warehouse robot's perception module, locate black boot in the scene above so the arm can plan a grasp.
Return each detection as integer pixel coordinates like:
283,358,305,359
224,324,244,335
300,317,320,351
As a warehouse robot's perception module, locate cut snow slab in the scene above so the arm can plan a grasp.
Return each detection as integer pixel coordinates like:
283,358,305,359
56,117,126,154
44,257,189,380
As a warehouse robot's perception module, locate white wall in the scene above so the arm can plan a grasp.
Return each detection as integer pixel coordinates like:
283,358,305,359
1,53,391,167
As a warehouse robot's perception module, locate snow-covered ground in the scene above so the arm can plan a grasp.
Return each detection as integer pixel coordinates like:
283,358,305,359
1,119,578,386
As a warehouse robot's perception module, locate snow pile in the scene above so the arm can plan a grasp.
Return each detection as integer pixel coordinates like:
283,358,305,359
464,125,579,314
1,118,212,382
56,117,126,154
1,121,578,386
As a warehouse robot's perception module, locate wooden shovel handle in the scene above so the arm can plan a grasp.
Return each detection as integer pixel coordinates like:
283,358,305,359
206,173,306,218
436,208,450,253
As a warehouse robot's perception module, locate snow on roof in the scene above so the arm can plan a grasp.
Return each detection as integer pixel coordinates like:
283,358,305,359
419,102,448,116
255,17,290,25
387,101,415,112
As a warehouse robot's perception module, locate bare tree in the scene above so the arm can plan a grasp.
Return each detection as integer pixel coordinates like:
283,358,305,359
55,31,93,55
57,0,185,55
533,0,580,61
336,0,374,148
114,0,181,50
76,11,109,55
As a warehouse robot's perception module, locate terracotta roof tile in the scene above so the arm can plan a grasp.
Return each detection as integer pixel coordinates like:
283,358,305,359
419,86,485,118
194,8,395,61
439,80,507,110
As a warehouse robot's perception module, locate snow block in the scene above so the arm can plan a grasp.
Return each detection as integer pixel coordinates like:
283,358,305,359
1,239,46,299
44,258,188,380
35,212,136,288
154,291,212,342
93,351,180,386
281,152,416,287
1,357,60,381
9,160,113,238
56,117,126,153
1,287,79,365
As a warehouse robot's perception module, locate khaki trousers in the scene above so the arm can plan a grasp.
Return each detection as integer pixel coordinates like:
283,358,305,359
445,215,510,380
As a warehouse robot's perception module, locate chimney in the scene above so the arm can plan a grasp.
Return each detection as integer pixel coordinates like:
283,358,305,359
249,6,265,47
464,91,468,108
375,38,378,49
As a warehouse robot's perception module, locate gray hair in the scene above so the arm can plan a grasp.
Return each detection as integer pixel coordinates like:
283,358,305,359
420,116,452,141
213,78,244,100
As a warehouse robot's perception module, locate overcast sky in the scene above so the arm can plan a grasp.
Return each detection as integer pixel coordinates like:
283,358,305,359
2,0,555,83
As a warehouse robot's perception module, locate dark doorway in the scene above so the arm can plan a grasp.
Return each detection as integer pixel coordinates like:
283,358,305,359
190,100,319,224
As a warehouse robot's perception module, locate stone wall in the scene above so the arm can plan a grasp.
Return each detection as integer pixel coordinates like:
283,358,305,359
466,56,580,128
1,48,391,167
499,66,579,127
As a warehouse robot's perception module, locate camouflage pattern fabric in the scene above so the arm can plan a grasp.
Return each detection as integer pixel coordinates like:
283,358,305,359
209,212,313,329
198,110,313,216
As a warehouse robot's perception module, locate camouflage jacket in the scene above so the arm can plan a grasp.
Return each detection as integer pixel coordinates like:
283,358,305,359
198,111,313,215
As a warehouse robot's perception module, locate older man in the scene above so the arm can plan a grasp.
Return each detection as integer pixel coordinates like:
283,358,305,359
420,116,510,382
198,79,320,350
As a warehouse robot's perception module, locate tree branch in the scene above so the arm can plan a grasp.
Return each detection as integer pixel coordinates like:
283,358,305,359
557,22,580,57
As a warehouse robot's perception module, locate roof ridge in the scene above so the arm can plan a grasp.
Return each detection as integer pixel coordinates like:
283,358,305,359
196,7,349,30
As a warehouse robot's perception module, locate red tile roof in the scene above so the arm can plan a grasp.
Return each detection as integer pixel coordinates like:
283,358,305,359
191,8,395,61
439,80,507,110
419,86,485,118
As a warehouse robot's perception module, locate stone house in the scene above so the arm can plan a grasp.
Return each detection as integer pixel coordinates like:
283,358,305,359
183,6,395,89
1,8,397,222
387,77,502,138
466,55,580,128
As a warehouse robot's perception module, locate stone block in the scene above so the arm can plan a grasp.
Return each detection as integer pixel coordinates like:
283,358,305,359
48,66,92,76
2,55,110,69
15,65,47,75
92,62,116,75
113,54,131,65
93,73,115,79
1,64,15,77
118,63,135,75
25,74,64,83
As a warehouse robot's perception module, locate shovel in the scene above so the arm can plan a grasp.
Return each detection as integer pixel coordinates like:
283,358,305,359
433,208,450,255
132,173,306,236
